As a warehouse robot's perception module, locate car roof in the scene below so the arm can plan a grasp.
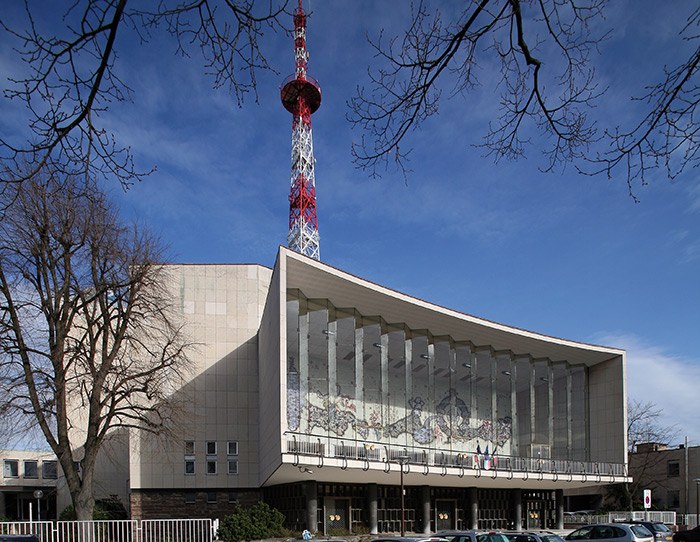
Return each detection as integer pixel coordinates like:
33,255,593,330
437,531,505,534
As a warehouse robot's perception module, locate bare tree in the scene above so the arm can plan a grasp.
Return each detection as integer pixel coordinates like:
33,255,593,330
348,0,699,199
0,165,192,520
0,0,289,187
602,399,679,511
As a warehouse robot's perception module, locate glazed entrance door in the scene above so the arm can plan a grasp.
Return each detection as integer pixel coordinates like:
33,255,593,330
436,499,455,531
325,498,350,534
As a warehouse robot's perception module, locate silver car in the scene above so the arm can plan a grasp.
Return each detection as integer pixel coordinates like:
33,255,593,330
567,524,654,542
435,531,511,542
505,531,567,542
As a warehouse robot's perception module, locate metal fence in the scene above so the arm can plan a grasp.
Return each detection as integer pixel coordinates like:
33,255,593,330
565,511,678,525
0,519,213,542
286,433,629,479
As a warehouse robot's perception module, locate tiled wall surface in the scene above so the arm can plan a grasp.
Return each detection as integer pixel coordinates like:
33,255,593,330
130,264,272,492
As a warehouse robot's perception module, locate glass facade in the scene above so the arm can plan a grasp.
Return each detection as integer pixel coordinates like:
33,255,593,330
286,289,589,462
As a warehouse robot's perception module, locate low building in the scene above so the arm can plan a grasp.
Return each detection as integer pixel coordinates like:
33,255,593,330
0,449,67,520
630,442,700,515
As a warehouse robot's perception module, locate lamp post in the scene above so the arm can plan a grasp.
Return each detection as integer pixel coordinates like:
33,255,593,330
395,455,410,536
693,478,700,526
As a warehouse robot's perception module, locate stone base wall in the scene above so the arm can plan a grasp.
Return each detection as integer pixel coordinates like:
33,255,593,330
130,488,262,520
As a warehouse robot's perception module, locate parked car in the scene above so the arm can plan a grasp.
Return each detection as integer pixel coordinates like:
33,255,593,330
622,521,674,542
435,530,510,542
504,531,567,542
0,537,40,542
566,524,653,542
673,526,700,542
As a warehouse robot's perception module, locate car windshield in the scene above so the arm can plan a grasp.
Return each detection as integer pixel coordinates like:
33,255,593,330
476,535,509,542
651,524,672,533
541,536,566,542
631,526,653,538
568,527,595,540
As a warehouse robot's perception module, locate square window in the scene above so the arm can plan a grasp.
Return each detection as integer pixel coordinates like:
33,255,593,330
206,441,217,455
185,460,195,475
228,492,238,503
184,492,196,504
206,460,217,475
227,441,239,456
668,490,680,508
667,461,680,477
228,460,238,475
185,441,195,455
207,492,217,504
4,460,19,478
24,460,38,479
42,461,58,479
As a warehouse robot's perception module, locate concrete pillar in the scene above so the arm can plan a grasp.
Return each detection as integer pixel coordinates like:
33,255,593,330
468,487,479,530
368,483,378,535
512,489,522,531
556,489,564,530
305,481,318,534
421,485,431,534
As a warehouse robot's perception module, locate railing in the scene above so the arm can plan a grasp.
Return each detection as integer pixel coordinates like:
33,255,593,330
607,511,678,524
0,520,213,542
679,514,698,529
56,520,137,542
285,433,628,479
566,511,678,525
141,519,213,542
0,521,55,542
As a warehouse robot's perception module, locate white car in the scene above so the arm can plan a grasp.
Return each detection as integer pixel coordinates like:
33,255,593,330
567,523,654,542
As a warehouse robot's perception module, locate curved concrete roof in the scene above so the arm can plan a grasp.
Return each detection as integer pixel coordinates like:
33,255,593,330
281,247,624,367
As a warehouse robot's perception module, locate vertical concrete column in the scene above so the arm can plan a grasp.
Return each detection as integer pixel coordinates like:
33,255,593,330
556,489,564,530
306,481,318,534
421,485,431,534
512,489,523,531
468,487,479,530
368,483,378,535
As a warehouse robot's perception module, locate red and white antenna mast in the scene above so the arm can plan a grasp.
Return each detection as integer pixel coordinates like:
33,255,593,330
281,0,322,260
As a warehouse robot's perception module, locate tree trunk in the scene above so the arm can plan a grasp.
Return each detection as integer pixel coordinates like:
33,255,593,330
74,486,96,521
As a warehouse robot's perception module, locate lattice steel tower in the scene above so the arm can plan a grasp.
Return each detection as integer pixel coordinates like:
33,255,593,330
281,0,322,260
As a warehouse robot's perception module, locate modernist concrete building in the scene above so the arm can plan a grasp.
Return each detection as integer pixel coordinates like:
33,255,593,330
118,246,630,533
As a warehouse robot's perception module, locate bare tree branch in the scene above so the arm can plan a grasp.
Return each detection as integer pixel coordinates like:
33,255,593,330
349,1,698,198
0,0,289,190
0,164,193,519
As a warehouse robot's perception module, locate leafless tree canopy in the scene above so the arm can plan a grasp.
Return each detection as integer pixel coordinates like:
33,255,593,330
0,165,192,519
603,399,679,510
0,0,289,187
348,0,700,199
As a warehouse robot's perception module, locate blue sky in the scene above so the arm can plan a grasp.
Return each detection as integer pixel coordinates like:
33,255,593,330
1,1,699,446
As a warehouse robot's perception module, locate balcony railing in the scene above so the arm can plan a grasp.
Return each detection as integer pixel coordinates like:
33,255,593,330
283,433,628,480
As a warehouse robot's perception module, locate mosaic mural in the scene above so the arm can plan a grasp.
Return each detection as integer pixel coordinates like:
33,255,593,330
286,374,512,452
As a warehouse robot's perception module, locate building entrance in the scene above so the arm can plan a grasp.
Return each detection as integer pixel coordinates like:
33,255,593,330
324,497,350,534
435,499,456,531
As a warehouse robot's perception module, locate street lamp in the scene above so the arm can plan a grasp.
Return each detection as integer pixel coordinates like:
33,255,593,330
395,455,410,536
693,478,700,526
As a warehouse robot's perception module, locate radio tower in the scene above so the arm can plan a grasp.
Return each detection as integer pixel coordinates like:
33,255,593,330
281,0,322,260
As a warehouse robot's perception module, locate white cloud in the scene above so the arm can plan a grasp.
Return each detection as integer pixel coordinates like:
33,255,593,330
592,332,700,446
